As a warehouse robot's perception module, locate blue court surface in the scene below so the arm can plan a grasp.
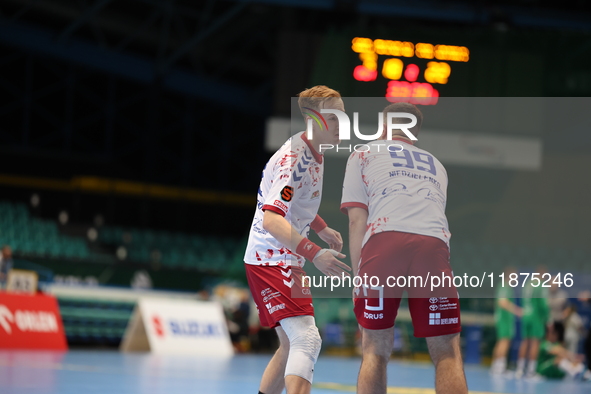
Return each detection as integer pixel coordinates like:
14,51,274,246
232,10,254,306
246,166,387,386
0,351,589,394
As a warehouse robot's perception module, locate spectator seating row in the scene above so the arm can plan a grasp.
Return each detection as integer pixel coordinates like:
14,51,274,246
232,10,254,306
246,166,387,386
98,225,245,273
2,200,589,276
58,297,135,345
0,201,93,260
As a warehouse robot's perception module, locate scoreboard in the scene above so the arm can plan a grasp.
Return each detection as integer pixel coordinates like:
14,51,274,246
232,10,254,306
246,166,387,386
351,37,470,105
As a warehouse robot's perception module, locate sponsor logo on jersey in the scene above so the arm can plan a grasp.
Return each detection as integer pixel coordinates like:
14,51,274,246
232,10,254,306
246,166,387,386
382,183,407,196
429,297,439,304
280,186,294,201
429,304,439,311
418,188,445,204
273,200,288,212
253,226,267,235
310,190,320,200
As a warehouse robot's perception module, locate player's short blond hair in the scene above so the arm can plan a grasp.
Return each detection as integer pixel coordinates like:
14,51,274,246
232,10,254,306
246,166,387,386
297,85,342,118
382,102,423,137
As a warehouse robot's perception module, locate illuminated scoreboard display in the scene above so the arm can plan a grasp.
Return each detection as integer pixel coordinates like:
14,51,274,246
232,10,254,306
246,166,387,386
351,37,470,104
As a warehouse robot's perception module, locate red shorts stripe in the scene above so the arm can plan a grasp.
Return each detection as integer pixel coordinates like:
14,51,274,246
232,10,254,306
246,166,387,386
245,264,314,328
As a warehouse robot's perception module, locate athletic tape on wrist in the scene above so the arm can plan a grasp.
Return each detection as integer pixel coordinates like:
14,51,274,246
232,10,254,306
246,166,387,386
296,238,321,262
314,248,338,261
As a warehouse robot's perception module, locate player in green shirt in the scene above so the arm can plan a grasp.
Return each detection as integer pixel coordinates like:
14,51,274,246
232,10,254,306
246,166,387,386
515,269,550,379
537,321,585,379
490,267,522,375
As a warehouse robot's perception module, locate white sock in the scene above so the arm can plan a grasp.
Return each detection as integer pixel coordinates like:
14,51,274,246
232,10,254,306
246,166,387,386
560,359,584,377
527,360,537,375
491,358,506,373
517,358,526,374
558,358,574,376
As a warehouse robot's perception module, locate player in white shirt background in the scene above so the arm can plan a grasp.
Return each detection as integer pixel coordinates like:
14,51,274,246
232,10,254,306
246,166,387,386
341,102,468,394
244,85,351,394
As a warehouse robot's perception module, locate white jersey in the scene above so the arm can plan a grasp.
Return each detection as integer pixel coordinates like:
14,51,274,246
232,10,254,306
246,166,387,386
341,139,450,247
244,132,324,267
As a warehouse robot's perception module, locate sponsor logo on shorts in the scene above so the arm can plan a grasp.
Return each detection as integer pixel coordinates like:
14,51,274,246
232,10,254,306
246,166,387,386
261,288,272,296
266,303,286,315
429,304,439,311
263,291,281,303
364,312,384,320
436,298,457,311
429,297,439,304
428,313,458,325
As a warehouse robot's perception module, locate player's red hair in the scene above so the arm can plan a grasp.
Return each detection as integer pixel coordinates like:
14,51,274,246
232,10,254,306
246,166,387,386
297,85,342,118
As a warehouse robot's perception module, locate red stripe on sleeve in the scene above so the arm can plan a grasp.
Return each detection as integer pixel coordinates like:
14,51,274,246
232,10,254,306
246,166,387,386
340,202,369,215
262,204,286,217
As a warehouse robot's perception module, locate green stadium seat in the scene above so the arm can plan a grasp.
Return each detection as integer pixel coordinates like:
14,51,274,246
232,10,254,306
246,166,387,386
2,200,249,269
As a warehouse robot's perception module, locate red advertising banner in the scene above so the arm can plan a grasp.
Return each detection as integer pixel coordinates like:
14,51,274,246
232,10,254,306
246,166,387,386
0,292,68,350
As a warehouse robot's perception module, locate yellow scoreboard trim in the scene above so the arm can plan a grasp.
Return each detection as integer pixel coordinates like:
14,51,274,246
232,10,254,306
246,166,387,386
351,37,469,104
352,37,469,63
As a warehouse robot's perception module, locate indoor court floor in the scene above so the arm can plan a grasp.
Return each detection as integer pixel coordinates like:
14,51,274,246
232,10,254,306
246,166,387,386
0,351,589,394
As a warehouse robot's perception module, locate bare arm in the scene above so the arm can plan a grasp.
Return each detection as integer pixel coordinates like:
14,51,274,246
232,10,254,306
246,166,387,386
548,345,583,363
262,210,305,251
263,210,350,276
347,207,368,276
498,298,523,317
